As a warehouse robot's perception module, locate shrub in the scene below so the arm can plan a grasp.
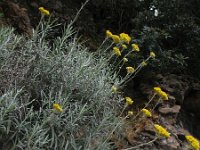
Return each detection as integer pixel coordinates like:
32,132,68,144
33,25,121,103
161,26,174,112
0,24,122,149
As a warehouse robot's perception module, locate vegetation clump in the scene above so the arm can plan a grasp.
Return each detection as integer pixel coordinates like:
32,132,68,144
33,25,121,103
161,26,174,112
0,2,199,149
0,20,123,149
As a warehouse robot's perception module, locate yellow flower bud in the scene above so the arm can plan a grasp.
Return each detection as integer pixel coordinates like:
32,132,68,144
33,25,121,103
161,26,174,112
53,103,63,112
132,44,140,52
159,91,168,100
128,111,134,116
106,30,113,38
39,7,50,16
153,87,162,93
154,124,170,138
141,61,147,66
125,97,134,105
123,57,128,63
150,51,156,58
141,108,152,117
113,47,121,57
122,44,127,49
126,66,135,74
111,35,120,43
111,86,117,93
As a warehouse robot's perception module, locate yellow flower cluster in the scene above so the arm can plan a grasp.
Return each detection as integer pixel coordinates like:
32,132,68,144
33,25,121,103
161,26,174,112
126,66,135,74
39,7,50,16
153,87,168,100
185,135,200,150
120,33,131,44
132,44,140,52
106,30,142,67
106,30,132,44
53,103,63,112
113,47,121,57
141,108,152,117
125,97,134,105
154,124,170,138
105,30,156,65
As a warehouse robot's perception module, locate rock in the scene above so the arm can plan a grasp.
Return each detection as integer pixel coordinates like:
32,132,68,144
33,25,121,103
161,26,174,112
158,105,181,115
144,123,155,135
183,88,200,115
1,1,33,36
92,0,103,6
54,1,63,12
30,2,38,9
160,136,180,150
168,95,176,101
176,128,190,141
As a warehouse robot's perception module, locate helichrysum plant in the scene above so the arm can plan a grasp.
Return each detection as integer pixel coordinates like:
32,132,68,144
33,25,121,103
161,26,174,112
104,30,156,87
103,28,198,150
0,19,123,149
0,12,174,149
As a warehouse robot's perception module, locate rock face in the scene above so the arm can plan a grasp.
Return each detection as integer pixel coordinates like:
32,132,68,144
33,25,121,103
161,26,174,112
122,73,200,149
0,1,33,36
134,73,200,139
157,74,200,116
183,88,200,116
137,73,200,114
158,105,181,115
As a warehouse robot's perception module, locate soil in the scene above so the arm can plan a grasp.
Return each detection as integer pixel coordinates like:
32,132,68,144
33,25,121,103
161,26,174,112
0,1,200,149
